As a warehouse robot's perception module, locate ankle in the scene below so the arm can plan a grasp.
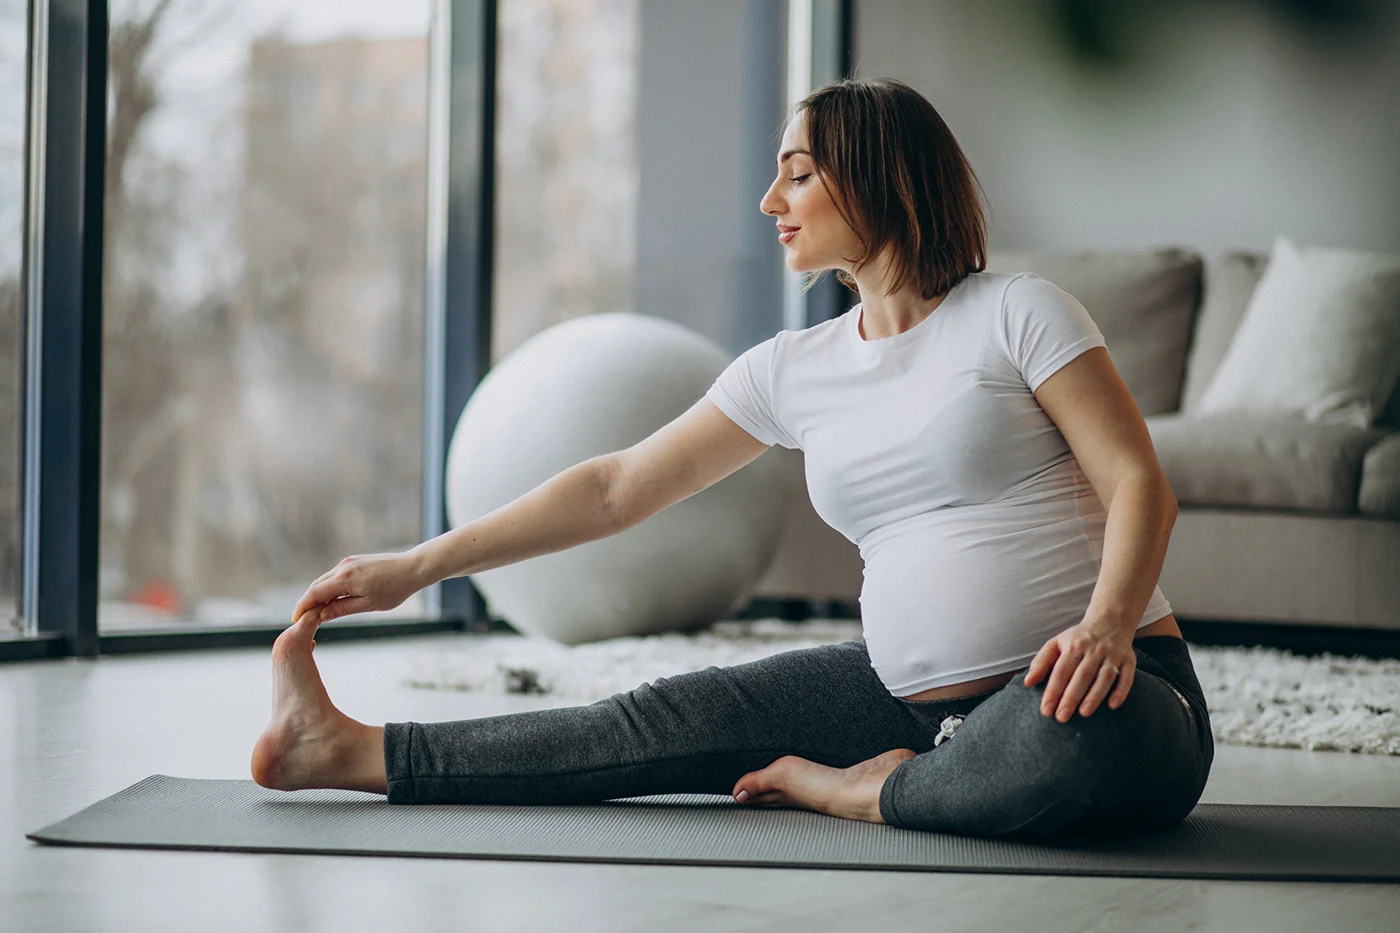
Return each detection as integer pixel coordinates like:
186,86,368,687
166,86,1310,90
343,723,388,795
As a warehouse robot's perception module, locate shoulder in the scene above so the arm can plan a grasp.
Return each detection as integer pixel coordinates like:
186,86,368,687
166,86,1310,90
999,270,1075,303
793,310,853,343
942,270,1063,325
931,270,1060,335
769,309,851,362
996,270,1094,331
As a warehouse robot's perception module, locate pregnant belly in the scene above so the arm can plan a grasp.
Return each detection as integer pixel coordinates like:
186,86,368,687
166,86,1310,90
857,509,1110,697
901,613,1183,702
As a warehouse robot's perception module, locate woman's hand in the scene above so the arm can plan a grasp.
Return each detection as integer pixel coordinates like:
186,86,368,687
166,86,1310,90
1022,618,1137,722
290,551,426,627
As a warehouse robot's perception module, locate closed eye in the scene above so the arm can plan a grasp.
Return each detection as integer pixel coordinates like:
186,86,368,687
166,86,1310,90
790,174,811,185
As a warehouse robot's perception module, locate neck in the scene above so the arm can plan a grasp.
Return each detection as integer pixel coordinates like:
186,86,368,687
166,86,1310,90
850,253,949,340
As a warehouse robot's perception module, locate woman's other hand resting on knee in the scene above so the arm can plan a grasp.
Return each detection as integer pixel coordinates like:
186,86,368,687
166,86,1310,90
1023,618,1138,723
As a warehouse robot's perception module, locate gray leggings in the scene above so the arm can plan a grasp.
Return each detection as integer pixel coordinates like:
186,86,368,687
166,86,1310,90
383,634,1214,840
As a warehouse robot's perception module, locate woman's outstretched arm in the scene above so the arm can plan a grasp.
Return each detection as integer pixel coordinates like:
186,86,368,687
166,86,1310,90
410,455,625,585
291,397,770,626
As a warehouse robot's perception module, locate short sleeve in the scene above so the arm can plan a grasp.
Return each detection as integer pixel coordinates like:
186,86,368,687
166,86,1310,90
704,333,801,449
999,272,1107,391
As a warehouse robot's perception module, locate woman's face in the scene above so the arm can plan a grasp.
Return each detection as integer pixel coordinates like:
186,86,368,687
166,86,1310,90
760,115,861,274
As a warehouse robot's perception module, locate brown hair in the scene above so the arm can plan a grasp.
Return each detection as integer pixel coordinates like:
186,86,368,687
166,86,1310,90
791,78,988,299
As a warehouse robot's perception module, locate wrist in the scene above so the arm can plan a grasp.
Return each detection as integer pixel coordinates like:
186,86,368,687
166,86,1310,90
407,541,444,589
1082,607,1136,635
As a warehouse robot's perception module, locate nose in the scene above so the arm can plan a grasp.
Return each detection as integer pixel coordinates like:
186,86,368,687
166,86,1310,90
760,175,784,217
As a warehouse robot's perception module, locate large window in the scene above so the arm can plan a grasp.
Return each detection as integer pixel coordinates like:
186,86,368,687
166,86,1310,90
0,0,26,638
99,0,434,632
0,0,796,654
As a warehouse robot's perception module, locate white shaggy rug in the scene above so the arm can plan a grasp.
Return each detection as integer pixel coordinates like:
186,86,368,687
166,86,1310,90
406,619,1400,756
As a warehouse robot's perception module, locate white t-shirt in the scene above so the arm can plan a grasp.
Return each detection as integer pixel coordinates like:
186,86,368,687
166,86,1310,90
705,270,1173,696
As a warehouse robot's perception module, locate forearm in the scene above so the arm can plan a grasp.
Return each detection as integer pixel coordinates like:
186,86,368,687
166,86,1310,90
1084,471,1178,632
408,456,626,587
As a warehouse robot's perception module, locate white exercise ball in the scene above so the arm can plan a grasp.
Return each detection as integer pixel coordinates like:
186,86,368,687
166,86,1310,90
445,312,799,644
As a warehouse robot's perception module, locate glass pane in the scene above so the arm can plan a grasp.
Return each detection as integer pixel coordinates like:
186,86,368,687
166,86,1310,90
492,0,638,364
0,0,26,638
492,1,786,361
100,0,433,632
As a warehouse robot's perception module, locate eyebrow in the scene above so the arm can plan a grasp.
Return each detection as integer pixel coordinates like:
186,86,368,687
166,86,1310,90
778,148,811,164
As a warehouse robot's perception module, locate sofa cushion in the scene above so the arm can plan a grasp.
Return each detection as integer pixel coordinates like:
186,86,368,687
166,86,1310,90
985,248,1201,415
1183,249,1400,427
1145,413,1384,513
1180,251,1266,412
1195,236,1400,428
1359,433,1400,518
1181,245,1400,423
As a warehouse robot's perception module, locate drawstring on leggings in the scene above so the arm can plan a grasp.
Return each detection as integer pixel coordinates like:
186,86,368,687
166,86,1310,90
934,714,964,747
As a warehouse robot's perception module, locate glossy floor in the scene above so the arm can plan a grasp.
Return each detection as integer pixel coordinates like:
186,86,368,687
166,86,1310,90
4,633,1399,933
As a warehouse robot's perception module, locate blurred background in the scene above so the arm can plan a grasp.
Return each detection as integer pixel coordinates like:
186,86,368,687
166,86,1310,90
858,0,1400,254
0,0,1396,635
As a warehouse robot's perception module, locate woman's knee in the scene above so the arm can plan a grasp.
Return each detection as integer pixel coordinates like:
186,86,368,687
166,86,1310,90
1000,672,1208,829
886,673,1206,839
957,676,1169,797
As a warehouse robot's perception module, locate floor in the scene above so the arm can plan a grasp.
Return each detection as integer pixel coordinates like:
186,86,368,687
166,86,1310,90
3,633,1399,933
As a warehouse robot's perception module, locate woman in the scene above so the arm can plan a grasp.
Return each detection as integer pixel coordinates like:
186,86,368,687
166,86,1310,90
252,78,1214,841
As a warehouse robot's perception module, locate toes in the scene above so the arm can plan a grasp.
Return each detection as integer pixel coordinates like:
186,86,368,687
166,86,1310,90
732,756,800,801
732,786,789,807
731,774,763,801
274,617,318,661
296,609,324,635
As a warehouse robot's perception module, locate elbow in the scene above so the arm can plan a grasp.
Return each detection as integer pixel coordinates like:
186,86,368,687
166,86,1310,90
1158,472,1179,529
596,454,639,535
1119,467,1176,530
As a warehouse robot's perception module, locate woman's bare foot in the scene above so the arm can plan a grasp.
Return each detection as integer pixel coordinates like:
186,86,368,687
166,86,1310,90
730,748,918,823
250,614,388,795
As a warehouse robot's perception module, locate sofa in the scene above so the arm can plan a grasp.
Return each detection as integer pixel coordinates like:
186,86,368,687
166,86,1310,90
748,245,1400,633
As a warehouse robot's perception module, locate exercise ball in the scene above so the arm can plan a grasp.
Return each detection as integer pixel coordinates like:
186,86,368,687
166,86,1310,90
445,312,799,644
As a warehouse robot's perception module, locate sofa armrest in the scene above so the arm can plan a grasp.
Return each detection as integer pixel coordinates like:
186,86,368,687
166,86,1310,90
1359,432,1400,517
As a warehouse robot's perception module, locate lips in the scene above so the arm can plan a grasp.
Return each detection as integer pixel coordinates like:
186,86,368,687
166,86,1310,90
777,224,799,244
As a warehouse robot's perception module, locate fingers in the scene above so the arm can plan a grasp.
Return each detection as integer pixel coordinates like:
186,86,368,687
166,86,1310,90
1022,640,1058,687
1056,653,1111,722
1041,654,1135,721
317,596,370,624
292,587,328,623
1107,664,1135,710
1039,644,1083,718
1076,663,1120,718
292,592,328,624
291,565,352,622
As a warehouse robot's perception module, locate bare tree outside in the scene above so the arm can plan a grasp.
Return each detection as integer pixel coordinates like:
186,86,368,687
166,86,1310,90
492,0,638,365
99,0,431,630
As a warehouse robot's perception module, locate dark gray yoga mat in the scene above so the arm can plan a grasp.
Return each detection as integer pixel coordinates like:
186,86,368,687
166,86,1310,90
27,774,1400,882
